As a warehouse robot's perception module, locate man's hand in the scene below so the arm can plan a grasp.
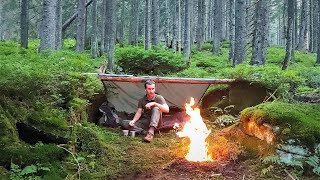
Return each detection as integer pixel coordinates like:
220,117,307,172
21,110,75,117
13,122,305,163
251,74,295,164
129,120,135,126
145,102,155,109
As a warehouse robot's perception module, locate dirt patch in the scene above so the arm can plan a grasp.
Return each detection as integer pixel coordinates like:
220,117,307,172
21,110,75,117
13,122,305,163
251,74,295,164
129,158,246,180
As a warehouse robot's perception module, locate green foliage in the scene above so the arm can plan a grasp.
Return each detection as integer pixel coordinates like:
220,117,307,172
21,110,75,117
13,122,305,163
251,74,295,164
116,46,186,75
10,162,50,180
306,145,320,176
241,102,320,145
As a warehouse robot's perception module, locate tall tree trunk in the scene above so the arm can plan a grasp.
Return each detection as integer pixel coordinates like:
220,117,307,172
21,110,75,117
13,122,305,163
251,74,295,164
0,0,2,41
228,0,235,63
151,0,160,46
196,0,205,49
100,0,106,54
91,0,98,58
184,0,191,64
76,0,86,53
106,0,117,72
233,0,246,65
293,0,298,48
297,0,308,50
55,0,62,50
20,0,29,48
172,0,177,51
309,0,313,51
282,0,294,70
177,0,182,53
316,0,320,64
39,0,57,52
312,0,318,52
251,0,270,65
129,0,139,45
119,0,125,48
164,0,170,48
213,0,222,54
144,0,151,50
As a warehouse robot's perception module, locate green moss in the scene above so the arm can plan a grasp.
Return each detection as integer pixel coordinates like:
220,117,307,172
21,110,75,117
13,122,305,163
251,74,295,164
0,105,19,146
241,102,320,145
0,144,67,167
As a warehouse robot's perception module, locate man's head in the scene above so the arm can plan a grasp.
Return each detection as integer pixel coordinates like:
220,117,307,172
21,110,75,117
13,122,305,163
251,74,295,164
144,80,156,99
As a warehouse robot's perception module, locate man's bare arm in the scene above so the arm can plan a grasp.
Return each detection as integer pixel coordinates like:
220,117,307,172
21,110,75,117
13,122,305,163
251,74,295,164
145,102,169,113
129,108,142,126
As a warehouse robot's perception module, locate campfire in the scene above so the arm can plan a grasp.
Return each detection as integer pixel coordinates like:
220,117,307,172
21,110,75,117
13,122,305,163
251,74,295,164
175,97,213,162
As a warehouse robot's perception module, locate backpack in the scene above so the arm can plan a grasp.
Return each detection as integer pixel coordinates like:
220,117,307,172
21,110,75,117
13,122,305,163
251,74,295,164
98,102,119,128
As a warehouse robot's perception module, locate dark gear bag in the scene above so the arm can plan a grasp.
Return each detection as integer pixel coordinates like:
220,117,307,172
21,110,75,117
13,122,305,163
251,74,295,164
98,102,119,128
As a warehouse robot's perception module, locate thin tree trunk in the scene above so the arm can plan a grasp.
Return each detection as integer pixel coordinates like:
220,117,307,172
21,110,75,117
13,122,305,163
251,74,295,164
233,0,246,65
228,0,235,63
39,0,57,52
177,0,182,53
55,0,62,49
76,0,86,53
282,0,294,70
129,0,139,45
144,0,151,50
107,0,117,72
213,0,222,54
297,0,308,50
172,0,177,51
151,0,160,46
100,0,106,54
196,0,205,49
184,0,191,64
20,0,29,48
316,0,320,64
312,0,318,52
119,0,125,47
91,0,98,58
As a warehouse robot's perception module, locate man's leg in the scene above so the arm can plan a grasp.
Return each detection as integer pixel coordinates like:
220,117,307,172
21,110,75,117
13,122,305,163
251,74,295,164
144,107,161,142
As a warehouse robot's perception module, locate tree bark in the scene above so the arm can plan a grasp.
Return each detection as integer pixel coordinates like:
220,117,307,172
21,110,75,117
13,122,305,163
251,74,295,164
233,0,246,65
251,0,270,65
106,0,117,72
177,0,182,53
184,0,191,64
100,0,106,53
20,0,29,49
119,0,125,48
90,0,98,58
213,0,222,54
316,0,320,64
39,0,57,52
228,0,235,63
297,0,308,50
196,0,205,49
151,0,160,46
76,0,86,53
282,0,294,70
144,0,151,50
129,0,139,45
55,0,62,50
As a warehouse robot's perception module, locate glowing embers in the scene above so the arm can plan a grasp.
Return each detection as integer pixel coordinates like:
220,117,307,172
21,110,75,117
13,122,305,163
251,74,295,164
176,97,213,162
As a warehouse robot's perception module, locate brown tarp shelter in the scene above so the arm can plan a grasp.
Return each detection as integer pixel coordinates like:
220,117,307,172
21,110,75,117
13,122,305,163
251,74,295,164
98,74,234,114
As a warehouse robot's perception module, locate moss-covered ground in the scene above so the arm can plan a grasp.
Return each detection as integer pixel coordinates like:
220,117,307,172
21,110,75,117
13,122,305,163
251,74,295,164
0,40,319,179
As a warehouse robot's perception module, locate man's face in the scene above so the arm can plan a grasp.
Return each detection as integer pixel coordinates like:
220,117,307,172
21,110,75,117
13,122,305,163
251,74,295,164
145,84,155,98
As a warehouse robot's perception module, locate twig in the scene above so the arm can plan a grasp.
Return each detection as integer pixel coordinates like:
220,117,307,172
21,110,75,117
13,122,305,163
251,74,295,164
264,88,278,102
284,169,297,180
57,145,81,180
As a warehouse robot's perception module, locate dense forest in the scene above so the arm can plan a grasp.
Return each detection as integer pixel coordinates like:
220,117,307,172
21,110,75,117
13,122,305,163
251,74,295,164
0,0,320,179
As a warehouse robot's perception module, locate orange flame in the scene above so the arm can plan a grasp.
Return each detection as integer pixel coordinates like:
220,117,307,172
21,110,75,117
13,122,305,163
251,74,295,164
176,97,213,162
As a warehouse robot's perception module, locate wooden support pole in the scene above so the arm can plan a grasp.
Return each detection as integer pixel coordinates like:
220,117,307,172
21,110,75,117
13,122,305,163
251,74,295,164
98,74,235,84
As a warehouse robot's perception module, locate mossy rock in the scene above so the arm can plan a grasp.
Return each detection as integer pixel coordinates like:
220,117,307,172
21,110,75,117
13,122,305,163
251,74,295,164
240,101,320,146
0,105,20,146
